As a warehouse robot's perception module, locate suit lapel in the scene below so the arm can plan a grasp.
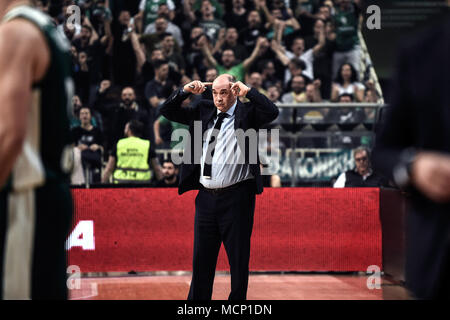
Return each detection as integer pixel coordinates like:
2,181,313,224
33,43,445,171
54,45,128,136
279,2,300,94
201,104,217,135
234,100,243,130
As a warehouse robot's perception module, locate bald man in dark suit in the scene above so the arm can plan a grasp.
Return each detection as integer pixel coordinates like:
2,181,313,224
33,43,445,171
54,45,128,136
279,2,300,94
160,74,278,300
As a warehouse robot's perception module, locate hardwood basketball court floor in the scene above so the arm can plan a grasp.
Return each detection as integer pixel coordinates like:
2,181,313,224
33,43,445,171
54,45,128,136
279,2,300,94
68,273,411,300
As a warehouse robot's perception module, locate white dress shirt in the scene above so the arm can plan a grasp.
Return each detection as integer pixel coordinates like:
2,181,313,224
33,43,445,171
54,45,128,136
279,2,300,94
199,100,254,189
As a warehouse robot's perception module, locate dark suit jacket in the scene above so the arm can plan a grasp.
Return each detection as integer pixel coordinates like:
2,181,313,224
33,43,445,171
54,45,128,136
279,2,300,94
372,16,450,299
160,87,279,195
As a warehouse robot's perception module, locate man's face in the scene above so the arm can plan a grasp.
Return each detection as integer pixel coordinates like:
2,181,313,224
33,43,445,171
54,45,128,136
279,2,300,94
264,62,275,76
305,84,315,100
326,21,334,34
258,38,269,52
221,50,235,68
354,151,370,175
289,62,303,76
100,80,111,91
162,162,177,179
292,39,305,56
314,20,325,35
201,0,213,16
190,27,203,49
151,49,164,62
72,95,82,113
339,95,352,103
155,18,168,33
206,69,218,82
212,77,236,113
267,86,280,102
121,88,135,106
232,0,244,8
118,11,131,26
271,9,282,19
79,108,91,124
80,27,91,41
249,73,262,88
162,35,174,50
191,27,203,40
156,63,169,80
319,6,331,19
158,4,170,17
225,28,238,44
291,76,306,94
247,11,261,27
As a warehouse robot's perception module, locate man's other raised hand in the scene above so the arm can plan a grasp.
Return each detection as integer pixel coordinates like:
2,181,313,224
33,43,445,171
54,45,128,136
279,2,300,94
183,81,213,94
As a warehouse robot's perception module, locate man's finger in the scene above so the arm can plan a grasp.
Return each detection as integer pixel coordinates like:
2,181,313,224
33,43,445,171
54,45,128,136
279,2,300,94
189,82,213,88
188,81,199,89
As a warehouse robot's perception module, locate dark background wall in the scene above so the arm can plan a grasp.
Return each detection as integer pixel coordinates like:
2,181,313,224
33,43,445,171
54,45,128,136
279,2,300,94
361,0,449,102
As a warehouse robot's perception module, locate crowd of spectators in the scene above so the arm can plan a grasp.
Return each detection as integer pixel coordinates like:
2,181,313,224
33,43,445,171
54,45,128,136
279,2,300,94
35,0,380,185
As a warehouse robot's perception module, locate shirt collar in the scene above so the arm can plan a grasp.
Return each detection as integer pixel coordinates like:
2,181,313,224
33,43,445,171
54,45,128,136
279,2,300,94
357,168,373,180
217,99,237,117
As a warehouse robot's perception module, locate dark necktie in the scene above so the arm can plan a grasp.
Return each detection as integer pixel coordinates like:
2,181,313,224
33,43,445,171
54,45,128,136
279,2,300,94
203,112,228,178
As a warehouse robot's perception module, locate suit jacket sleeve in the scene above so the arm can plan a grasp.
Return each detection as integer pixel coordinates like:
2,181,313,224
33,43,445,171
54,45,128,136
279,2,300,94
159,88,199,125
372,41,417,183
245,88,279,128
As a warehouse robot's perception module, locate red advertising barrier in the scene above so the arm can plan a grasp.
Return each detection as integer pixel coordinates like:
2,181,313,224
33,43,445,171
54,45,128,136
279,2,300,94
68,188,382,273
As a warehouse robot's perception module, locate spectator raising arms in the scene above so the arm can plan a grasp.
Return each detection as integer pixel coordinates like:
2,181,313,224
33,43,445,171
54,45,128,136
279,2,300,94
137,0,176,32
197,0,226,45
332,0,362,79
200,35,266,82
24,0,381,191
145,59,175,109
223,0,248,31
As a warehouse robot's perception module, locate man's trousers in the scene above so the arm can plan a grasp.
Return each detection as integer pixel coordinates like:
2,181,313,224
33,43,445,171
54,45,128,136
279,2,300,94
187,179,256,300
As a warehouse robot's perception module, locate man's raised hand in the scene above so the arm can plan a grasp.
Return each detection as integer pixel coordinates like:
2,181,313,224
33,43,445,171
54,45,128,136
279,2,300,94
183,80,213,95
231,81,250,97
411,152,450,203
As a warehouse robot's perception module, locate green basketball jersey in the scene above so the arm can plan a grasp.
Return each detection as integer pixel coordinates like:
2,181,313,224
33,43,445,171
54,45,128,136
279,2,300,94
334,8,360,52
143,0,167,29
1,6,74,192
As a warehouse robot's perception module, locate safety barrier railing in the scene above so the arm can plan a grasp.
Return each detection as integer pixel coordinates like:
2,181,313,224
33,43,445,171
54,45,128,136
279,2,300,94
358,29,385,104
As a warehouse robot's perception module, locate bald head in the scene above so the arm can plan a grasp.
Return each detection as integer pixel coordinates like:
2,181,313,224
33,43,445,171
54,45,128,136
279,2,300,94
212,74,234,88
212,74,236,113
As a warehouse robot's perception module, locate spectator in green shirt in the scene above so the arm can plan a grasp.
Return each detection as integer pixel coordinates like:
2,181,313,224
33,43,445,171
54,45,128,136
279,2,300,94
332,0,362,79
199,35,266,82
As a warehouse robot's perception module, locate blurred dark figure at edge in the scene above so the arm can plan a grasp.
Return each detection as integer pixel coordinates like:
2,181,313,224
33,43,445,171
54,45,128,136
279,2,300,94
372,13,450,299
